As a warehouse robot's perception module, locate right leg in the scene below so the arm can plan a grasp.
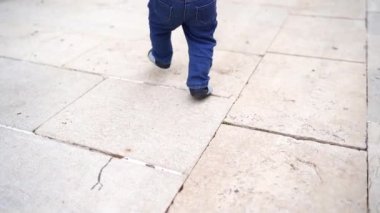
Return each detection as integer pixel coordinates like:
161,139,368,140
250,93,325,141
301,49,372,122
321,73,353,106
182,22,217,89
182,0,217,99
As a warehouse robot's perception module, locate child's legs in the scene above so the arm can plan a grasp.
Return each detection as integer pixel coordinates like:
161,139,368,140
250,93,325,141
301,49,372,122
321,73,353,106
183,0,217,89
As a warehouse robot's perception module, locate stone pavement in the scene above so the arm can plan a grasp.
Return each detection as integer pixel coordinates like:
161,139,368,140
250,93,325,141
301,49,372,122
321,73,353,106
0,0,378,212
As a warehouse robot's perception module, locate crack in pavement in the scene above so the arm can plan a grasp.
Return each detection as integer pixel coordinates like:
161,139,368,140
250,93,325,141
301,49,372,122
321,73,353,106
91,157,113,191
296,157,323,183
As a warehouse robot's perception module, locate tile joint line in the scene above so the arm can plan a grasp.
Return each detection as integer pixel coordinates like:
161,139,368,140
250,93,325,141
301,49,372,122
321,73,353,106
165,54,267,212
0,123,183,176
267,51,366,64
0,55,230,99
223,121,367,152
290,13,366,21
123,157,183,176
31,77,106,133
0,55,103,77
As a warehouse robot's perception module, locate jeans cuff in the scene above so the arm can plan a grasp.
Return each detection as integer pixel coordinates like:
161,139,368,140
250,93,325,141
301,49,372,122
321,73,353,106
152,50,172,65
187,83,209,90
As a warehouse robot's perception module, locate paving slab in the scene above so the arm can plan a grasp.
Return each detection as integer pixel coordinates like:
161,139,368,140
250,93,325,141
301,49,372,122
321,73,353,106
36,79,233,173
269,15,366,62
0,58,102,131
0,127,184,213
369,122,380,213
0,9,104,66
248,0,366,19
1,0,154,66
0,26,103,67
0,23,53,60
292,0,365,19
243,0,298,8
368,13,380,123
27,33,105,66
215,2,288,54
169,125,367,212
0,0,148,39
65,35,261,98
369,0,380,12
226,54,367,148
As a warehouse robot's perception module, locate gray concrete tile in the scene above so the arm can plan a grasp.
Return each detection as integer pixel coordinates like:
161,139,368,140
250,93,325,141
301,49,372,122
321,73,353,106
369,122,380,213
0,23,53,60
64,35,261,98
292,0,366,19
25,33,104,67
0,25,103,67
216,2,288,54
247,0,298,8
368,13,380,124
0,58,102,131
369,0,380,12
0,7,104,66
232,0,365,19
0,127,183,213
169,125,367,212
226,54,367,148
36,79,233,173
0,0,148,39
269,16,366,62
63,38,151,75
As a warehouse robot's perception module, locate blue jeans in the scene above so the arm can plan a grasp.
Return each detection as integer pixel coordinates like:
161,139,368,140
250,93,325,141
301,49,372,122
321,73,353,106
148,0,217,89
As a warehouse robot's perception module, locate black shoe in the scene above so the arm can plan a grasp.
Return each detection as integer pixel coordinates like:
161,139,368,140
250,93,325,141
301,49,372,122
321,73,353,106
190,86,213,100
148,50,171,69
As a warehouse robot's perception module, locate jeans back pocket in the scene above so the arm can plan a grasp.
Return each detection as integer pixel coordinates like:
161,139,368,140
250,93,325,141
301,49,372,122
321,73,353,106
153,0,173,23
196,0,217,25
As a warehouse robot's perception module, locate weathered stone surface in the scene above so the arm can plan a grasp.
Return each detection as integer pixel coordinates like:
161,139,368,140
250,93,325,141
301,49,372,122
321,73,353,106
215,2,288,54
368,13,380,123
0,58,102,131
64,38,147,74
0,0,149,67
170,125,367,213
243,0,299,8
26,33,104,66
369,0,380,12
292,0,365,19
226,54,366,148
36,79,232,173
0,127,184,213
269,16,366,62
0,0,148,40
369,122,380,213
247,0,365,19
0,27,103,67
234,0,365,19
65,36,261,98
368,13,380,213
0,14,103,67
0,23,52,60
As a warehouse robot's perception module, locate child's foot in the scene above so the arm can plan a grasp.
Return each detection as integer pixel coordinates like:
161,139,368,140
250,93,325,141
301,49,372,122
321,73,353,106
148,50,171,69
189,85,213,100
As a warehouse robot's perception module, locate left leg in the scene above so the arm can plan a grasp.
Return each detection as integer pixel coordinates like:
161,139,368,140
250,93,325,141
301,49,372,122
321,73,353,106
148,0,178,66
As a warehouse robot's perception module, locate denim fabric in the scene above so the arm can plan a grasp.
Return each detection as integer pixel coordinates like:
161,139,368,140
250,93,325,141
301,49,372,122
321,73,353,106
148,0,217,89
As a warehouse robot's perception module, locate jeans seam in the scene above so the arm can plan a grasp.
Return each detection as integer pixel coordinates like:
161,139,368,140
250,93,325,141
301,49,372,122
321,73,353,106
154,0,173,23
195,0,217,25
